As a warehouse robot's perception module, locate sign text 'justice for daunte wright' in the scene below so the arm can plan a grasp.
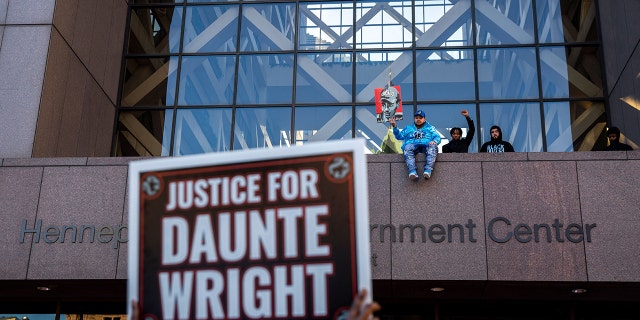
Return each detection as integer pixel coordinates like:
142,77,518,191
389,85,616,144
157,168,337,319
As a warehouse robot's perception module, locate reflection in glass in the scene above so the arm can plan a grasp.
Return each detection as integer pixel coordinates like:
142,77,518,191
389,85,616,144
355,1,412,49
178,55,236,105
126,6,183,54
479,102,542,152
233,107,292,150
183,5,239,53
237,54,294,105
115,110,172,156
540,46,570,98
298,1,354,51
416,49,475,101
295,106,352,146
240,3,295,52
419,104,477,152
477,47,538,100
536,0,564,43
297,53,352,104
355,51,413,103
544,101,606,152
121,57,175,107
173,108,231,155
415,0,472,47
475,0,535,45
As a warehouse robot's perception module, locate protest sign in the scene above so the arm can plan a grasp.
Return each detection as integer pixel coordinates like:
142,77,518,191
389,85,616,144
128,140,371,319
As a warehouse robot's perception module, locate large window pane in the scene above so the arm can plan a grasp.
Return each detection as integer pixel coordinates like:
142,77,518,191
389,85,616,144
356,1,413,49
475,0,535,45
295,106,353,145
536,0,564,43
297,53,352,104
121,57,175,107
416,49,475,101
115,110,172,156
173,108,232,155
479,102,543,152
540,46,569,98
415,0,472,48
544,101,606,152
237,54,294,105
355,50,413,103
537,0,599,43
568,46,604,98
233,107,292,150
182,5,239,53
477,47,539,100
299,1,354,51
541,45,603,98
420,103,477,152
240,3,295,52
126,6,183,54
178,55,236,105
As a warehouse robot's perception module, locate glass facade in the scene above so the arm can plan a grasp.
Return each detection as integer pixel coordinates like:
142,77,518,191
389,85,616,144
115,0,605,156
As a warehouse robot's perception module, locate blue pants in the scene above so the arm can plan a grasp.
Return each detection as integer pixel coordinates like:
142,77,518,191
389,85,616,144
403,143,438,173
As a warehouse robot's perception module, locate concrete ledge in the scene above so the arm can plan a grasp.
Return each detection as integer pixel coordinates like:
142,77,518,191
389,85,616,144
2,157,88,166
87,157,151,166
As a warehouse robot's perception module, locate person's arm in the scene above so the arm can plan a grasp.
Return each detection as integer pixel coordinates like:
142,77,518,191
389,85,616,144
505,142,515,152
463,112,475,147
389,117,403,140
442,143,452,153
428,124,441,145
480,142,487,153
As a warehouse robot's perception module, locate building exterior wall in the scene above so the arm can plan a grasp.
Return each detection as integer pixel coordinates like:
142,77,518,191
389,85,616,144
32,0,127,157
599,0,640,149
0,0,54,158
2,153,639,285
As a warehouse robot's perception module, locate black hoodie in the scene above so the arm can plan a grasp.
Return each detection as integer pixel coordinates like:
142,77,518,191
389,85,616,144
480,125,515,152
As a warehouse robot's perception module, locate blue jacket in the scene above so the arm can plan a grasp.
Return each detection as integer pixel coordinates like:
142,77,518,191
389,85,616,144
393,122,441,150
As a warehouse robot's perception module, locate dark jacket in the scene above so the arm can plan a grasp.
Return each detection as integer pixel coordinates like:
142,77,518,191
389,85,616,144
605,141,633,151
480,126,515,153
442,116,475,153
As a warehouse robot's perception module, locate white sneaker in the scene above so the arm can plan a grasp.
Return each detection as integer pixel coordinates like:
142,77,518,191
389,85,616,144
423,171,431,179
409,170,418,180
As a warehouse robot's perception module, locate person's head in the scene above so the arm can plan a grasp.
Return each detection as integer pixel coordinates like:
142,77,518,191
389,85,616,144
490,125,502,140
607,126,621,142
414,110,426,126
450,127,462,141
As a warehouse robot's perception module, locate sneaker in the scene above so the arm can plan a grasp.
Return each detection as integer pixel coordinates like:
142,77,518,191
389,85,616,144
408,170,419,180
423,171,431,179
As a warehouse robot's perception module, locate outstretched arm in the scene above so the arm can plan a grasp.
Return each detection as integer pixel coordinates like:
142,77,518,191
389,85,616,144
462,110,475,146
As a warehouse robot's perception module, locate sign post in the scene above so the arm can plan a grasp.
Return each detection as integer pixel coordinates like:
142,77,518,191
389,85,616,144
128,140,371,320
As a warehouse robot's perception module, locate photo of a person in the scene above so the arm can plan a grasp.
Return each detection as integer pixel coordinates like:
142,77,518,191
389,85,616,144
375,85,403,123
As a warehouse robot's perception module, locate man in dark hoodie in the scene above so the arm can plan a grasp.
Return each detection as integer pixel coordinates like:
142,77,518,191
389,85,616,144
605,126,633,151
480,125,515,152
442,110,475,153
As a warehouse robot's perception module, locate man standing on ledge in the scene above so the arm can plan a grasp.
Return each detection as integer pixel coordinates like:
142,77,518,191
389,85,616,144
480,125,515,153
442,109,475,153
390,110,441,180
605,126,633,151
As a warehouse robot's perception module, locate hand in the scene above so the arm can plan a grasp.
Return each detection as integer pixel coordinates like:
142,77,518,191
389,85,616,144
131,300,140,320
389,116,396,127
348,288,381,320
429,141,437,145
461,110,469,117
